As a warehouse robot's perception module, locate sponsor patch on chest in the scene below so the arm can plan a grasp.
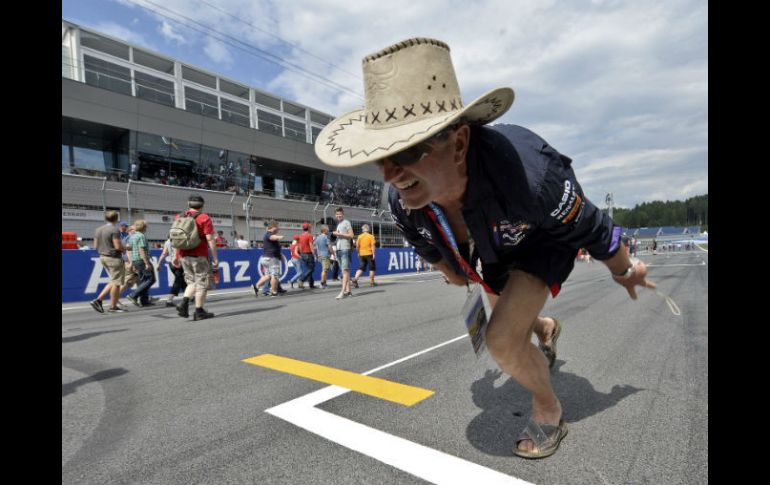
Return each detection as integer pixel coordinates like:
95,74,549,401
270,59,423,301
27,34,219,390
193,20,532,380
493,220,531,247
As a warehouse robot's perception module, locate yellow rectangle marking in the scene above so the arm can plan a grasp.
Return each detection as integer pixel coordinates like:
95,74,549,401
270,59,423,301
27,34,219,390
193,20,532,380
243,354,434,406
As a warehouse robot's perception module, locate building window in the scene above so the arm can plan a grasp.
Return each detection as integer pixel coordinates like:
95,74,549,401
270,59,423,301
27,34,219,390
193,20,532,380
220,79,249,100
135,71,175,107
311,126,322,144
311,111,332,125
220,98,250,128
182,65,217,89
283,101,306,118
83,55,131,96
80,31,130,60
185,87,219,119
254,91,281,110
133,49,174,74
257,110,282,137
284,118,307,143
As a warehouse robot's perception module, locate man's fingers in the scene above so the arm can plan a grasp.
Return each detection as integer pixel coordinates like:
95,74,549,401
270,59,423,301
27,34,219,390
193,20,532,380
644,279,657,290
627,286,638,300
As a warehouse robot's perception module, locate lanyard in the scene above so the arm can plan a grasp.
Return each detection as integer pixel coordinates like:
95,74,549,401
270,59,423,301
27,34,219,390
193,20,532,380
424,203,497,295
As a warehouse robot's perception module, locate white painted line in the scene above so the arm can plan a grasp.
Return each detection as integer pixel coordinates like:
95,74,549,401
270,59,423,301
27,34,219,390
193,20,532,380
265,334,533,484
267,405,530,485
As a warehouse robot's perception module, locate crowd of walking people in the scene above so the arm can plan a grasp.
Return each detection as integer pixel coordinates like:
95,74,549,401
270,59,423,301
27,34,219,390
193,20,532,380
89,201,381,318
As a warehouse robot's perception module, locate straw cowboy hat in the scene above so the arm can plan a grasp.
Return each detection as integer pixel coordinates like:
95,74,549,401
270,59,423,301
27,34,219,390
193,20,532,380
314,37,514,168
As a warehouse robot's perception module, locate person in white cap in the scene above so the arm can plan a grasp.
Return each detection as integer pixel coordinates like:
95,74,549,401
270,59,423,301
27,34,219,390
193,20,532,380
314,37,656,459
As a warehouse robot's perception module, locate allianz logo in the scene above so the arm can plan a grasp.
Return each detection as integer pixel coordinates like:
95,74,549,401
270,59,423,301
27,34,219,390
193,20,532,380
387,250,420,271
84,256,276,293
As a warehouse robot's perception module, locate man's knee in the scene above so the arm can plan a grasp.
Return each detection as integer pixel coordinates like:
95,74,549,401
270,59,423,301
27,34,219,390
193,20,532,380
485,326,531,369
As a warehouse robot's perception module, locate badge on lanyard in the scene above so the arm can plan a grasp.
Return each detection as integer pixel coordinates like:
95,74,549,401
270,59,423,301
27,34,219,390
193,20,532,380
460,284,493,357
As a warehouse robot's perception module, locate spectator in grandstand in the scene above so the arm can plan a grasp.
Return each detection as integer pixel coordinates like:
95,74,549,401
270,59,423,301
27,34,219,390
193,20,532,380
156,237,186,308
332,207,354,299
313,37,656,459
652,239,658,255
215,230,229,249
298,223,317,289
236,234,250,249
288,234,305,289
90,210,127,314
175,194,219,321
315,225,332,289
352,224,377,287
126,220,156,307
253,219,284,297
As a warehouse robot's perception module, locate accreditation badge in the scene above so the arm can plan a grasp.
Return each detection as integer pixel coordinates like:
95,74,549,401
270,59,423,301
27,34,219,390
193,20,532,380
460,284,493,358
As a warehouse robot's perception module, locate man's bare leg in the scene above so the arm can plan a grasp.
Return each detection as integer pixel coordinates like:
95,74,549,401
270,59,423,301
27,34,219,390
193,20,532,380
485,270,562,453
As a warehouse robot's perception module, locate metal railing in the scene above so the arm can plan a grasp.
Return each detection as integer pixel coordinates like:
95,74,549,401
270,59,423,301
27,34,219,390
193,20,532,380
62,173,401,244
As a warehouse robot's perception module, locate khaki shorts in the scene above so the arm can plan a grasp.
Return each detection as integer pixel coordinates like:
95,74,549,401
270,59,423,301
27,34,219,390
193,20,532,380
124,261,139,287
181,256,211,290
100,255,125,286
319,256,330,271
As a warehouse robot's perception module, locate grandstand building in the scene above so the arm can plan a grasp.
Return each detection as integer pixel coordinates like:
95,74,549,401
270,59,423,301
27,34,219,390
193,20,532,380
61,19,401,246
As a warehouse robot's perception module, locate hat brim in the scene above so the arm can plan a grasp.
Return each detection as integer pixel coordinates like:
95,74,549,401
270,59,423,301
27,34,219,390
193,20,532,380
315,87,514,168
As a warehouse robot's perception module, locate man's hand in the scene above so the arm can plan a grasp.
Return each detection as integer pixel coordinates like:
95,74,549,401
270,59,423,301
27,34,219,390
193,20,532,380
612,259,656,300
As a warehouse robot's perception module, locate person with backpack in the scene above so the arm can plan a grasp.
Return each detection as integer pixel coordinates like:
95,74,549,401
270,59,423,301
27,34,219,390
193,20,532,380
170,194,218,321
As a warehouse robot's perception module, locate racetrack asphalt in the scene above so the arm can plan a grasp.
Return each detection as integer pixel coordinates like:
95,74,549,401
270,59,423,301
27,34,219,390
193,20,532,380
63,250,708,484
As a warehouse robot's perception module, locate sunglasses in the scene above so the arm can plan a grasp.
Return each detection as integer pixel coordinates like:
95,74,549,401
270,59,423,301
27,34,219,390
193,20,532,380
376,124,459,168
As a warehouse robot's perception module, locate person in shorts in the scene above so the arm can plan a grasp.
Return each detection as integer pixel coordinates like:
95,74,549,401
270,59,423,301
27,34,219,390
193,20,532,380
253,219,284,296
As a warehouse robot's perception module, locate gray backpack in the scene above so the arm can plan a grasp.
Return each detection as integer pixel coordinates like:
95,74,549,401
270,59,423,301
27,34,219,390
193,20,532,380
169,211,203,249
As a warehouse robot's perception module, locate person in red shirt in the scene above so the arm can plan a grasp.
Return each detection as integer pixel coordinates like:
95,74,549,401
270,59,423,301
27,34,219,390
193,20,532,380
288,234,304,289
298,222,316,289
215,230,228,248
176,194,218,321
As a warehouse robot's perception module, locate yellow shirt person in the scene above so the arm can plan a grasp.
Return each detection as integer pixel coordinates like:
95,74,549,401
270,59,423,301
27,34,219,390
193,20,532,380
352,225,377,288
356,232,375,256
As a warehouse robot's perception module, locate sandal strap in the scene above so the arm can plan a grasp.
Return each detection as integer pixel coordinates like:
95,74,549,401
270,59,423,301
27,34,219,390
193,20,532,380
517,419,564,449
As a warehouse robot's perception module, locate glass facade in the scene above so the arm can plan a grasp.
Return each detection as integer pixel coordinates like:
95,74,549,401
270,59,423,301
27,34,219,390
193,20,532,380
66,22,331,145
322,172,384,209
84,55,131,96
135,71,175,107
62,21,385,208
62,116,336,201
184,87,219,119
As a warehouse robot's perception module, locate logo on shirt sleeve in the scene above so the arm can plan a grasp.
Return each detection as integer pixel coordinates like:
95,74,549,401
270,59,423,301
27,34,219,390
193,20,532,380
550,179,583,223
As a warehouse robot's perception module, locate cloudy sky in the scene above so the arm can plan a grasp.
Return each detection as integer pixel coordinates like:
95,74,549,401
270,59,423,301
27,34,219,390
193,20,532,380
63,0,707,209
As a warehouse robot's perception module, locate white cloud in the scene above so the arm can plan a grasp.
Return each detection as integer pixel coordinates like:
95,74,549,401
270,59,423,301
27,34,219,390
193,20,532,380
159,20,186,44
92,21,156,50
203,36,233,67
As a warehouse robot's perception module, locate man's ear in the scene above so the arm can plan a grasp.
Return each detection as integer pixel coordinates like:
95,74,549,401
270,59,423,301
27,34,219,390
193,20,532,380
453,124,471,166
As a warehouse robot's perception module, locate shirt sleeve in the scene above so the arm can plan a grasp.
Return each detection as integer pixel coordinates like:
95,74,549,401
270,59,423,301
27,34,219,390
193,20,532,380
201,215,215,237
536,144,621,260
